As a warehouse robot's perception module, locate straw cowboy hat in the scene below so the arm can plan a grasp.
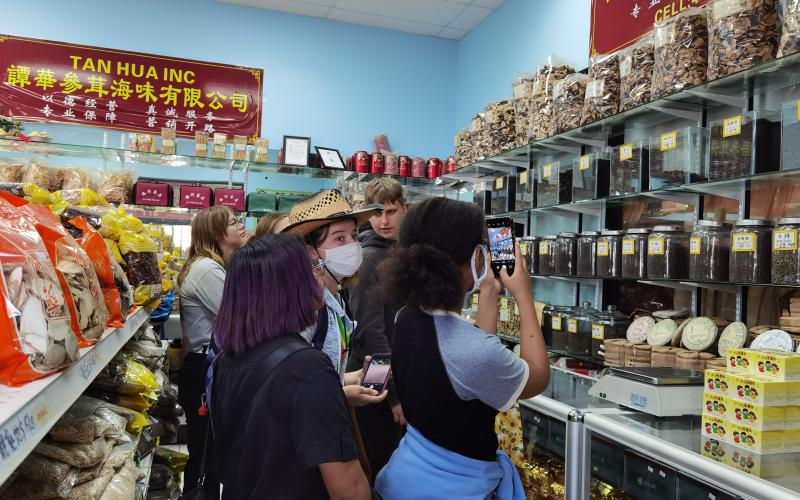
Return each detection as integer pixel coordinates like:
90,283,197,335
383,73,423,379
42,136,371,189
283,189,382,237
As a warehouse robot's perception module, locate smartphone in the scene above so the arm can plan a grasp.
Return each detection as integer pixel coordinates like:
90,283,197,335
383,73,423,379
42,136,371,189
487,216,515,277
361,354,392,393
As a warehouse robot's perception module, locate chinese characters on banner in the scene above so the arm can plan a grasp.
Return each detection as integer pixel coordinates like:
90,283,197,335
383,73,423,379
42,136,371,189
0,34,263,140
590,0,708,56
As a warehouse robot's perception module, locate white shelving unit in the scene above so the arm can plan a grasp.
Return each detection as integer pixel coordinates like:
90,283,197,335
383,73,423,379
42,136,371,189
0,307,150,485
136,449,155,499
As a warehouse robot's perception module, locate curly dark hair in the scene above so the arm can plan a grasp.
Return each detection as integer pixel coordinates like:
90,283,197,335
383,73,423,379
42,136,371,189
379,198,485,310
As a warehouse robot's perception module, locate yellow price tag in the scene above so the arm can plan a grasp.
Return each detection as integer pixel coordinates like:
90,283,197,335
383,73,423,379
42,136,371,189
723,116,742,138
620,144,633,161
496,177,504,190
579,155,590,171
542,163,553,179
660,131,677,151
520,170,528,185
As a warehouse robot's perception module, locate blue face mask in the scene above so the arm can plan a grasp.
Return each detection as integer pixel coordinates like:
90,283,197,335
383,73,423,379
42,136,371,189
467,245,489,295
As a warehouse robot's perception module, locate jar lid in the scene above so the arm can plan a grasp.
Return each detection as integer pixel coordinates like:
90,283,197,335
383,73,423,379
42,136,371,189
601,230,626,236
579,231,600,236
717,322,748,357
750,329,794,351
543,234,558,240
600,305,630,324
653,225,684,232
681,317,718,351
778,217,800,225
557,232,577,238
647,319,678,346
695,220,731,229
521,236,539,241
734,219,774,227
625,228,652,234
627,316,655,344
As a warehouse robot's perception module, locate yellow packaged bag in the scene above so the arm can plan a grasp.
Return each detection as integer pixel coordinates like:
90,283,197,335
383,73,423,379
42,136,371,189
119,231,162,305
51,188,108,208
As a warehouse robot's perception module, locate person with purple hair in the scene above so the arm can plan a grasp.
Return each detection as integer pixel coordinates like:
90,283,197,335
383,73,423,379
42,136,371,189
209,234,371,499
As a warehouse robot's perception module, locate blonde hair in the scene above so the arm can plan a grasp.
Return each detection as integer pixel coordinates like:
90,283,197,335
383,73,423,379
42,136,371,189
177,206,234,287
253,212,289,240
364,177,405,205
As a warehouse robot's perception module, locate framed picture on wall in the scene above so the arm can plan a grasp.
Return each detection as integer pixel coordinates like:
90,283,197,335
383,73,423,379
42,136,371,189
283,135,311,166
315,146,346,170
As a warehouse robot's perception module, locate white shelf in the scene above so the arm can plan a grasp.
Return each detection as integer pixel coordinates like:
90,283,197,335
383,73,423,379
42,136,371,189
0,307,150,485
136,449,155,499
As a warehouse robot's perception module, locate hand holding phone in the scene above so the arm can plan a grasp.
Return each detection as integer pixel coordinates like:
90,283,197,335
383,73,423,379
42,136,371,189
487,217,515,278
361,354,392,393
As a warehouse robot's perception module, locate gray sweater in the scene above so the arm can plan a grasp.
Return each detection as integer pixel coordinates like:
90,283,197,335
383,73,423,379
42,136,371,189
179,257,226,354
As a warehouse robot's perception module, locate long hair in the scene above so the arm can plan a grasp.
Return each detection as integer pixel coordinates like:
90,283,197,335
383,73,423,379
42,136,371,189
253,212,288,240
379,198,485,310
215,234,322,355
177,206,233,287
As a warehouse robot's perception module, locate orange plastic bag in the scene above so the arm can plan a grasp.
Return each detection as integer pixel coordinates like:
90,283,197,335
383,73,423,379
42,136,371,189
0,196,80,385
70,217,125,328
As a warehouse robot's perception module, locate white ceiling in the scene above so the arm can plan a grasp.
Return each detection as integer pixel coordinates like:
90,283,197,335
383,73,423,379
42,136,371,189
221,0,506,39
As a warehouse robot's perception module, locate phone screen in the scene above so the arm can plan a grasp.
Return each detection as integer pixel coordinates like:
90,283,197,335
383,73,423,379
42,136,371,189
363,357,391,387
488,225,514,263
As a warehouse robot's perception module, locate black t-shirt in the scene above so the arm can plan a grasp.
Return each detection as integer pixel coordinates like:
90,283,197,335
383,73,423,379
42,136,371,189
210,334,357,499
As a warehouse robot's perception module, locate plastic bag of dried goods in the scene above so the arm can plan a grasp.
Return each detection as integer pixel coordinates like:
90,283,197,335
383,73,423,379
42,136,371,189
0,158,24,182
118,230,162,305
17,453,73,485
154,446,189,474
652,7,708,100
59,167,94,191
581,51,621,125
3,468,79,499
553,73,589,133
52,188,109,208
23,158,59,191
49,396,131,445
70,216,125,327
67,466,114,500
0,197,79,385
618,34,655,111
35,436,114,468
707,0,779,80
97,170,134,205
98,459,141,500
92,357,159,396
0,182,52,204
511,71,535,146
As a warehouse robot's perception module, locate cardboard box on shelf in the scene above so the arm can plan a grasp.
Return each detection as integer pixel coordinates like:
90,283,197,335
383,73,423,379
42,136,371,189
195,131,208,157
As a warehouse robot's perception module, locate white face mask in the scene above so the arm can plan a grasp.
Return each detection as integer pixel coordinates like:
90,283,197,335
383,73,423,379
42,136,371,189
467,245,489,295
321,242,363,281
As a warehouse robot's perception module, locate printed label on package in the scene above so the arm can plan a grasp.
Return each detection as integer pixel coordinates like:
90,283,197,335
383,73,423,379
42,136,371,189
520,170,528,185
622,239,635,255
520,242,529,256
597,241,610,257
690,236,702,255
567,318,577,334
733,233,756,252
648,237,665,255
579,155,591,171
552,316,562,331
542,163,553,179
592,324,604,340
774,229,798,251
723,116,742,138
660,131,677,151
620,143,633,161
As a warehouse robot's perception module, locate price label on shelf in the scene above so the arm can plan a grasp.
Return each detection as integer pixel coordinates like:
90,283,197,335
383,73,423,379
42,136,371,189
774,229,798,251
660,131,677,151
0,411,39,463
542,163,553,179
539,241,549,255
579,155,591,171
567,318,577,334
597,241,610,257
723,115,742,138
648,237,665,255
495,177,504,190
622,239,635,255
690,236,702,255
592,324,604,340
520,242,529,256
78,350,98,381
520,170,528,185
620,143,633,161
552,316,562,331
733,233,756,252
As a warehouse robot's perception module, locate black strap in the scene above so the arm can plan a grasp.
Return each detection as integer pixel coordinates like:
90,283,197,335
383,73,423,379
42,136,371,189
311,307,328,351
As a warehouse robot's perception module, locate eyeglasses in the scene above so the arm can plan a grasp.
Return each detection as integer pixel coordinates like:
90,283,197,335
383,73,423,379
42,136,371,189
229,218,244,227
312,259,325,276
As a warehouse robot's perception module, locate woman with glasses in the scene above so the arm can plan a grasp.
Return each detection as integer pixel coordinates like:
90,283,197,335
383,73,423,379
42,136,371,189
375,198,550,499
176,206,248,499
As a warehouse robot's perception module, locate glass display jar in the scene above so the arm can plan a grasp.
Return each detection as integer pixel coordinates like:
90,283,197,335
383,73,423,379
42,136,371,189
538,235,557,274
541,304,555,346
647,225,689,279
577,231,599,276
550,306,572,350
555,232,578,275
688,220,731,281
597,230,625,277
520,236,540,274
773,218,800,285
622,228,651,278
730,219,773,284
591,305,631,361
567,302,599,357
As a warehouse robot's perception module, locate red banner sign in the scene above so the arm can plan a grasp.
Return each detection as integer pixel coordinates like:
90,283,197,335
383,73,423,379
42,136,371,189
590,0,708,56
0,34,263,140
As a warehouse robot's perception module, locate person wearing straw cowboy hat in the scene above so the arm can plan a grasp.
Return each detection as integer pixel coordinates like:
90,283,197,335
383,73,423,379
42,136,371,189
284,189,389,408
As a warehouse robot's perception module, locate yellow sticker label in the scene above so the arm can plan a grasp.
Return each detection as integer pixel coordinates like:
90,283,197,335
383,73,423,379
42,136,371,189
567,318,578,334
620,143,633,161
797,100,800,122
774,229,799,251
622,239,635,255
592,324,604,340
520,170,528,185
552,316,562,331
690,236,701,255
733,232,756,252
648,237,665,255
542,163,553,179
520,242,529,256
496,177,504,190
579,155,591,171
660,131,677,151
539,241,549,255
723,116,742,138
597,241,610,257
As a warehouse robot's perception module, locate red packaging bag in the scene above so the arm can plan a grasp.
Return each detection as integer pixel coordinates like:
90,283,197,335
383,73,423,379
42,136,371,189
179,185,212,209
214,188,245,212
0,196,80,385
134,181,173,207
70,216,125,328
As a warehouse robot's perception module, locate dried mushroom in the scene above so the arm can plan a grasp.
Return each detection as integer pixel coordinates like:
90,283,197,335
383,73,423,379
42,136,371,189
619,35,655,111
707,0,779,80
780,0,800,55
652,8,708,100
581,52,621,125
512,73,535,146
98,171,133,205
554,74,589,133
55,241,108,340
531,59,573,140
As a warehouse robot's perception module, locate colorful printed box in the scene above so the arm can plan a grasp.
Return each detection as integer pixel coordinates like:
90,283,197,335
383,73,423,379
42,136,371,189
727,373,800,407
729,422,800,454
727,347,757,376
753,350,800,382
702,392,729,420
701,414,731,442
704,369,730,397
728,398,793,432
701,436,800,479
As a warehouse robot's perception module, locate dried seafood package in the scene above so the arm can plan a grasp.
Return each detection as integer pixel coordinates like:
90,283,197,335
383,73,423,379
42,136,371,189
780,0,800,55
553,73,589,133
581,52,621,125
59,167,93,191
0,158,24,182
618,34,655,111
70,217,125,327
652,7,708,100
0,197,78,385
59,206,104,240
118,231,162,305
98,171,134,205
23,159,58,191
707,0,779,80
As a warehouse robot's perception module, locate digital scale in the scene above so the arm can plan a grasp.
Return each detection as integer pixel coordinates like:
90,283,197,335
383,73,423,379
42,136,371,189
588,367,705,417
